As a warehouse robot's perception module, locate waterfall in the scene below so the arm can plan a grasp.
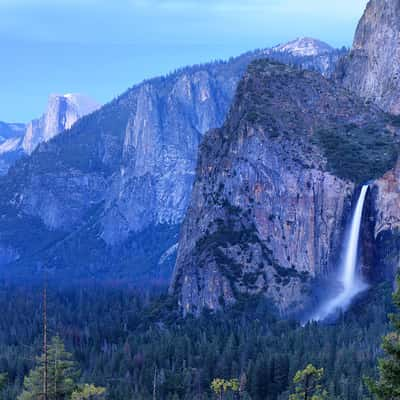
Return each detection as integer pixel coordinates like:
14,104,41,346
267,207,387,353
311,185,369,321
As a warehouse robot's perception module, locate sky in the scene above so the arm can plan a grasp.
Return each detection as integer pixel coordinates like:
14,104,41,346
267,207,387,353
0,0,369,122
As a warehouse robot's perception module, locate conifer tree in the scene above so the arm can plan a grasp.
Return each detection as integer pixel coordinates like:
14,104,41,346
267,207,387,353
18,336,105,400
211,378,239,400
367,276,400,399
0,372,7,391
71,384,106,399
289,364,328,400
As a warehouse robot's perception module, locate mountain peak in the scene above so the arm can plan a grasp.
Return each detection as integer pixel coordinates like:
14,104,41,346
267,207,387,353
272,37,334,57
62,93,100,116
47,93,100,120
22,93,100,154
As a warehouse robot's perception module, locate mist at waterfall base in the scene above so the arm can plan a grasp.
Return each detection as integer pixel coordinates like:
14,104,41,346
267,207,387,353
309,185,370,322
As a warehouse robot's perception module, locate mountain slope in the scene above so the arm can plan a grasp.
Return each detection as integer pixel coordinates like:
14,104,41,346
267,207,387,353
0,121,25,141
0,41,345,282
0,122,26,175
267,37,345,78
170,59,399,316
336,0,400,114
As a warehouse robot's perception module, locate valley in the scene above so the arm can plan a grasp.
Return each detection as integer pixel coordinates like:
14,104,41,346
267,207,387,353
0,0,399,399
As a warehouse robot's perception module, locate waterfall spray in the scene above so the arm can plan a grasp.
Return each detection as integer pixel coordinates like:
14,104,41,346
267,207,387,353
311,185,369,321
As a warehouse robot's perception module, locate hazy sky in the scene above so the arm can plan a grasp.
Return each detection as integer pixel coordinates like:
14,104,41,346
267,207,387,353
0,0,369,122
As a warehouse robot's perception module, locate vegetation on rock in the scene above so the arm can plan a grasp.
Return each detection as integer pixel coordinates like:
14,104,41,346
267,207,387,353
314,125,398,184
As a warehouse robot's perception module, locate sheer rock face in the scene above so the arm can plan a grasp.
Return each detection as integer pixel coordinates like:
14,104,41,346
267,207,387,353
100,44,345,245
335,0,400,282
100,70,236,244
0,43,344,281
370,161,400,281
337,0,400,114
170,60,398,316
22,94,100,155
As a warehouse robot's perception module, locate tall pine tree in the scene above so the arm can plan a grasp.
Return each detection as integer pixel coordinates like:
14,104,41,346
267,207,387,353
289,364,328,400
18,336,105,400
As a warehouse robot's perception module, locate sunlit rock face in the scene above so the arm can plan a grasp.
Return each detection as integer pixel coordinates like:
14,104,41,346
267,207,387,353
170,60,399,317
337,0,400,115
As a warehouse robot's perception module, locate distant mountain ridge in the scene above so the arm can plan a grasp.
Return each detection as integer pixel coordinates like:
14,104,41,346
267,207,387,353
0,121,25,141
0,122,26,175
0,39,345,282
0,94,99,175
264,37,346,78
272,37,335,56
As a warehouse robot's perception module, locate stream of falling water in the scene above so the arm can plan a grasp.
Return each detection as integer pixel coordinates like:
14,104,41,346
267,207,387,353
311,185,369,321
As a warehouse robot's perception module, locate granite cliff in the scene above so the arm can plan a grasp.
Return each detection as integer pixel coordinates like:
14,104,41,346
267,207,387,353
334,0,400,288
170,60,399,316
336,0,400,114
22,93,100,155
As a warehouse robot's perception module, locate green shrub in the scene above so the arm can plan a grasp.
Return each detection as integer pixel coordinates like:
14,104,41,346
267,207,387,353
314,125,398,183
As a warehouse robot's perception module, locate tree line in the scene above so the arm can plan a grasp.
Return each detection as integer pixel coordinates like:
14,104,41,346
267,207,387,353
0,279,397,399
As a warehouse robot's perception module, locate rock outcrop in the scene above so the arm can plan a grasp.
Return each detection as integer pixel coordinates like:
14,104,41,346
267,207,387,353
170,60,399,316
336,0,400,114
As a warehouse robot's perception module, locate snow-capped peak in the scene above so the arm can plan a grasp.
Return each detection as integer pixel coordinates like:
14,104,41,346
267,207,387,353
272,37,334,57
